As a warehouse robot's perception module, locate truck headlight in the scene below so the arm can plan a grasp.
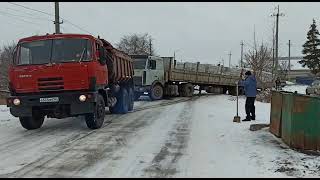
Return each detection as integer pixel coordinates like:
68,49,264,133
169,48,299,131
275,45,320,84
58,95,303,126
13,98,21,106
79,95,86,102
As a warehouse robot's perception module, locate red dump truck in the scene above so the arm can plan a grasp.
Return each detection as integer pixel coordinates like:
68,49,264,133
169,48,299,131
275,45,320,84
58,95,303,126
7,33,134,130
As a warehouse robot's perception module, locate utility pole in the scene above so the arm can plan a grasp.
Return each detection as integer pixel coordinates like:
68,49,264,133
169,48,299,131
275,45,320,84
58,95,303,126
54,2,63,34
271,5,285,77
288,40,291,80
228,51,232,67
240,41,244,68
149,38,152,56
272,19,275,78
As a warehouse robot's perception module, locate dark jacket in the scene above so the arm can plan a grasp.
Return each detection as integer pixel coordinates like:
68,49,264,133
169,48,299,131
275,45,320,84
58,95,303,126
241,75,257,97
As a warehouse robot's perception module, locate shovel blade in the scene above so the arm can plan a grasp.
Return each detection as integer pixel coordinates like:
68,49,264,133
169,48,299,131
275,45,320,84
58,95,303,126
233,116,241,123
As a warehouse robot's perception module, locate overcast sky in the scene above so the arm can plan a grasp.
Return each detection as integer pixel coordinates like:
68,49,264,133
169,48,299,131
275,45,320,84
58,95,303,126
0,2,319,66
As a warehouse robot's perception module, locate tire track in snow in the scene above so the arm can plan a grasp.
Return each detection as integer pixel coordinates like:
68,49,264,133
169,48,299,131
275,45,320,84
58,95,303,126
142,100,194,178
0,94,212,177
3,106,167,177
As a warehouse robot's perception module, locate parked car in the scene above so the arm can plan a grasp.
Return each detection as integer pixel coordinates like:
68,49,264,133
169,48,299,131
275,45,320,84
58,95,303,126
306,79,320,95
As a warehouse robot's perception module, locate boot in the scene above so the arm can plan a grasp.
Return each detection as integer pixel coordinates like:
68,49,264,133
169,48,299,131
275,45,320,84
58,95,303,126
242,116,251,121
251,115,256,120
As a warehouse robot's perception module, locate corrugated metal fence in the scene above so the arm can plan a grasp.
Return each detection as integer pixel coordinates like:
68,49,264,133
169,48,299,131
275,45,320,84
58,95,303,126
270,91,320,151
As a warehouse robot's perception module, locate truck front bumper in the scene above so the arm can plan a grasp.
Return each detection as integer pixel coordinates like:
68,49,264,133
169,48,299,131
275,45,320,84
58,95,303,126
7,91,97,117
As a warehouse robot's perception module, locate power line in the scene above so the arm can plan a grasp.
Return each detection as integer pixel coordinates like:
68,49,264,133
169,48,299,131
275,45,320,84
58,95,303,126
0,9,52,21
8,2,53,16
6,6,49,18
63,20,92,35
8,2,93,35
0,11,43,26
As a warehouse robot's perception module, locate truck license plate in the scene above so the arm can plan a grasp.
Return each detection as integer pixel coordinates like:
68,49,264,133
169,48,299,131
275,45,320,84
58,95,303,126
40,97,59,103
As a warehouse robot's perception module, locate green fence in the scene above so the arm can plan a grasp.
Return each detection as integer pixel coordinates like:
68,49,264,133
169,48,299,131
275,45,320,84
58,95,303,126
270,91,320,151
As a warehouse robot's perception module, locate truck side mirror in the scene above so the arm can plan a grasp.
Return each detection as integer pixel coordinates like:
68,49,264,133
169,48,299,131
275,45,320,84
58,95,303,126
12,45,17,65
98,46,106,65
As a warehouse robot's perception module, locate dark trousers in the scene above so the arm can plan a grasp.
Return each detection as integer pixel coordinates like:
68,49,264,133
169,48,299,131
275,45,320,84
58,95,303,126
245,97,255,119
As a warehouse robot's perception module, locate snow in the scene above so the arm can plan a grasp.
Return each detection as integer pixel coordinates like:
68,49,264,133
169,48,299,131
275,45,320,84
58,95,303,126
289,60,309,70
0,94,319,177
286,81,295,85
282,84,308,94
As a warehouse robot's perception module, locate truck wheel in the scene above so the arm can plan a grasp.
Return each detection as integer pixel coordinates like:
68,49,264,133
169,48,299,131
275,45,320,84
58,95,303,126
182,83,194,97
222,87,228,94
128,87,134,111
149,84,163,100
229,87,237,96
19,115,45,130
134,92,142,101
238,87,244,95
109,88,129,114
85,94,105,129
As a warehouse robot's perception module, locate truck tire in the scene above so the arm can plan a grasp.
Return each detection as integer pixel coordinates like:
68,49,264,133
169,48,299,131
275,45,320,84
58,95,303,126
19,115,45,130
238,87,244,95
228,87,237,96
149,84,163,100
134,92,142,101
182,83,194,97
109,88,129,114
85,94,106,129
128,87,134,111
222,87,228,94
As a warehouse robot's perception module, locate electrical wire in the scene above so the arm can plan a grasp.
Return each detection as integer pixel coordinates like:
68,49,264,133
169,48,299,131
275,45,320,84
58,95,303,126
7,2,93,35
0,11,43,26
0,9,52,21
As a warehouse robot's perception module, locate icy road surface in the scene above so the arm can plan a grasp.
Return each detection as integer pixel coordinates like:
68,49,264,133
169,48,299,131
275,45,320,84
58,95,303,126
0,94,319,178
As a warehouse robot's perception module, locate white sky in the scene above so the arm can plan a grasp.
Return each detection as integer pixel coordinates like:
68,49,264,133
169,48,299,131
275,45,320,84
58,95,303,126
0,2,319,66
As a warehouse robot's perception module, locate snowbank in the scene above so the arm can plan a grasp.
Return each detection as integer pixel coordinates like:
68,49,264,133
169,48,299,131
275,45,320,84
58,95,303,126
282,84,308,94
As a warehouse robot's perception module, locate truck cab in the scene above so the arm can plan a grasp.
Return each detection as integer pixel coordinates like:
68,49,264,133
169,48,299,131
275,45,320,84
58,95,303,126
7,33,134,130
131,55,165,100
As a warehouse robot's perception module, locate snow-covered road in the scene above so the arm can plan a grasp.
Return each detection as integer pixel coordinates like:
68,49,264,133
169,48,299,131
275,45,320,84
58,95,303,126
0,94,319,178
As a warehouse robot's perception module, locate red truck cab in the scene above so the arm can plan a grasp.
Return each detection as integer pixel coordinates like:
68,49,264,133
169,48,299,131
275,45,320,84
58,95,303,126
7,33,134,130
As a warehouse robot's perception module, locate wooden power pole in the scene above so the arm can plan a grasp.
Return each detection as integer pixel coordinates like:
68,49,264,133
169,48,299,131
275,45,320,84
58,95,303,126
228,51,232,67
240,41,244,68
54,2,63,34
271,5,285,77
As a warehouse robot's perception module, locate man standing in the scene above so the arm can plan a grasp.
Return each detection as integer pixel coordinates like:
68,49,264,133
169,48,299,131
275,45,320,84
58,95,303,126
241,71,257,121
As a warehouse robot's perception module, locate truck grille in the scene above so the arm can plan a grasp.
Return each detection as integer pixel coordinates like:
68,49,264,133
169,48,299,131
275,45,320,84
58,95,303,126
133,76,142,86
38,77,64,92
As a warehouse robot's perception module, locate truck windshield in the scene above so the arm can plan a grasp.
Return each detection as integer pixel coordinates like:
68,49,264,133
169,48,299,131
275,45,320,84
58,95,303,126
133,59,147,69
17,38,92,65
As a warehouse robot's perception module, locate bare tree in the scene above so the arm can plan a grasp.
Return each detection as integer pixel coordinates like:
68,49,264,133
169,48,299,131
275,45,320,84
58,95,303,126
244,42,273,88
0,43,15,90
116,33,156,55
278,60,293,79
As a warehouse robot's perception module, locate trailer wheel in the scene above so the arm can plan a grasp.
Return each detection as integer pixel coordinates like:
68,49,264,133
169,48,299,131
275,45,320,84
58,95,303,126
149,84,163,100
128,87,134,111
182,83,194,97
222,87,228,94
109,88,129,114
228,87,237,96
19,115,45,130
238,87,244,95
134,92,142,101
85,94,105,129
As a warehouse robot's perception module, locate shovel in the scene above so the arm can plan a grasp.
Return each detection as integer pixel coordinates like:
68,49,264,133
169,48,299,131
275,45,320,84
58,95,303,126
233,80,241,123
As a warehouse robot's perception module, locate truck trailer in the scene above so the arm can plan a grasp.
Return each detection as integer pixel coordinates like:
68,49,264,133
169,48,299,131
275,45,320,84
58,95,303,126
131,55,248,100
7,33,134,130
